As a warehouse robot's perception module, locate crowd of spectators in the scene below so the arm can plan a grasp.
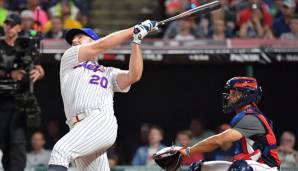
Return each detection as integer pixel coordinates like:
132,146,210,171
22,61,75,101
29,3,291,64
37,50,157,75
164,0,298,40
0,118,296,170
125,119,298,169
0,119,63,171
0,0,298,170
98,117,298,169
0,0,88,39
1,0,298,41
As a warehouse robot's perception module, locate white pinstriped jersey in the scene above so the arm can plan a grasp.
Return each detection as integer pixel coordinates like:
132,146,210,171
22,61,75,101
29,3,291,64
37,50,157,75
60,45,130,123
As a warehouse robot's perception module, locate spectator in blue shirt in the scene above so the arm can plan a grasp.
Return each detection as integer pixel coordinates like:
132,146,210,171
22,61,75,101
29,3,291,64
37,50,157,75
273,0,296,37
132,125,166,166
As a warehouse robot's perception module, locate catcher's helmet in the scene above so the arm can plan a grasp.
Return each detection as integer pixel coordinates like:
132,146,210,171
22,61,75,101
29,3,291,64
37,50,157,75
222,77,262,113
228,160,253,171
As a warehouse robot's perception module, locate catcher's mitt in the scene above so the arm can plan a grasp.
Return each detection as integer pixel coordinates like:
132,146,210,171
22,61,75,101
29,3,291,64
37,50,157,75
152,146,183,171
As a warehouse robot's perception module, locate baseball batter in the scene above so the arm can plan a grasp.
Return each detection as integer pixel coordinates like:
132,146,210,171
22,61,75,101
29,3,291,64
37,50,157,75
48,20,158,171
180,77,280,171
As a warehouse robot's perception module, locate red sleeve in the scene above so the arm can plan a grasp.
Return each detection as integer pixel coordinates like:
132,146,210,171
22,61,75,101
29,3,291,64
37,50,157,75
181,153,204,165
239,9,251,26
262,8,273,27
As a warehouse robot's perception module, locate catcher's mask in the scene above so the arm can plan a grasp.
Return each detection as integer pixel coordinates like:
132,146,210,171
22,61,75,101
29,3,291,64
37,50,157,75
222,77,262,114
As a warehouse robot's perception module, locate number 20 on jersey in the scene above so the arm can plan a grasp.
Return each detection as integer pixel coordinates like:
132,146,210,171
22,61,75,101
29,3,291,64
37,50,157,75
89,75,108,88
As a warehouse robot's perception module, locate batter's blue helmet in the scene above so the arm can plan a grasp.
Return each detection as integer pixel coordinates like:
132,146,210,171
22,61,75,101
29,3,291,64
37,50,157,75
65,28,100,45
228,160,254,171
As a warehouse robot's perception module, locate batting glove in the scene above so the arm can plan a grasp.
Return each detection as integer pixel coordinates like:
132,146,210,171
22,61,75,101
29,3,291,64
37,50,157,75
132,24,149,44
141,19,159,32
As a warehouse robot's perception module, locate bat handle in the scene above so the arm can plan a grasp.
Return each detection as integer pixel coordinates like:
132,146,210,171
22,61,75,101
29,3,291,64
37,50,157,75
157,22,164,27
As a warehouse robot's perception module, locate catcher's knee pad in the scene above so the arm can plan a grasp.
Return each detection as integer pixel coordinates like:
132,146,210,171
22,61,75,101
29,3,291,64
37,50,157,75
228,160,253,171
188,160,204,171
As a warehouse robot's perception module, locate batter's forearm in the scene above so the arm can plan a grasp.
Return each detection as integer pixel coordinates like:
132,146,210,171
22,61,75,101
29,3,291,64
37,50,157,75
79,28,134,62
128,43,143,83
115,44,143,90
93,28,134,53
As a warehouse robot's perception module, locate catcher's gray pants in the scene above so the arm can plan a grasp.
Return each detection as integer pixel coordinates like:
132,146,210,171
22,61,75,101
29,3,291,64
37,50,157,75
201,161,278,171
49,109,118,171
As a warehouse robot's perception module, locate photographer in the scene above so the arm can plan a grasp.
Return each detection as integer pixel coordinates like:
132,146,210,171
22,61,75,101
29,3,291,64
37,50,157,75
0,13,44,171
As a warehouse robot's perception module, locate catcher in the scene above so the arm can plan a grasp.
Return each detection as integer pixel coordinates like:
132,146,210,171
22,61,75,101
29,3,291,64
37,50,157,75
153,77,280,171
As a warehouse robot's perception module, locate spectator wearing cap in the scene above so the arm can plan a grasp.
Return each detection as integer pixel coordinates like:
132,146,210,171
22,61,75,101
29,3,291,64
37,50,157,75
0,0,8,26
238,0,274,38
0,14,45,171
0,13,27,171
273,0,296,37
2,13,22,40
27,0,48,31
281,14,298,39
19,10,35,36
44,16,67,39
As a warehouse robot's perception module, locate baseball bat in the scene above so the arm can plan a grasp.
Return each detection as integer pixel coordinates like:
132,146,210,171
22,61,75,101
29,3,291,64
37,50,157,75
157,1,221,26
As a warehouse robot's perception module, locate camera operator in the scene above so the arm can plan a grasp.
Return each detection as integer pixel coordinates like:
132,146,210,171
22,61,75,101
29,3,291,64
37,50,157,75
0,13,44,171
